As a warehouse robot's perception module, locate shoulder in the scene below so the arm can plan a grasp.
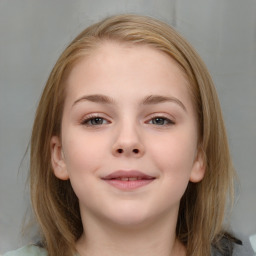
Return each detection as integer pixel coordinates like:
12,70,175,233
232,238,254,256
3,245,47,256
212,233,254,256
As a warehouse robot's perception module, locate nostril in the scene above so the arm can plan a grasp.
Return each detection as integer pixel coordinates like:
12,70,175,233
116,148,140,154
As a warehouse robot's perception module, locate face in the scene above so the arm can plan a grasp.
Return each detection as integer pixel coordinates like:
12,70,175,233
51,42,205,228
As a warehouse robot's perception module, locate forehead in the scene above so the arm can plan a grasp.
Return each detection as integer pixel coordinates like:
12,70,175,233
87,41,188,78
67,41,189,84
63,41,193,107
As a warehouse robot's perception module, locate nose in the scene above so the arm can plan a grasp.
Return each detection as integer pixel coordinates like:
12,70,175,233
112,123,145,158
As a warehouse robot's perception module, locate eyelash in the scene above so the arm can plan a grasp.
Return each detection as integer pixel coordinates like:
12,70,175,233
81,114,110,126
81,114,175,127
147,116,175,126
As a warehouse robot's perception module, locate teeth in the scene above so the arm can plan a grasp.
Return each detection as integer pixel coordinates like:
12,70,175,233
117,177,141,181
128,177,138,181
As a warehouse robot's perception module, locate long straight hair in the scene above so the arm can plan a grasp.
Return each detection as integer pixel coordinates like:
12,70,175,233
30,14,235,256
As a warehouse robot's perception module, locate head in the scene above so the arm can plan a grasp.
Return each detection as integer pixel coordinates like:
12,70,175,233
30,14,234,256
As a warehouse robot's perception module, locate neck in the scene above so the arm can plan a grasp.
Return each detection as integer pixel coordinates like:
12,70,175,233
76,211,186,256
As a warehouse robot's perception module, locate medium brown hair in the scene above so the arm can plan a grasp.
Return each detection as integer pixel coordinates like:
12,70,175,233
30,14,235,256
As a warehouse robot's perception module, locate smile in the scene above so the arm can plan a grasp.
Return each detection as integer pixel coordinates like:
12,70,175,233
102,170,156,190
114,177,145,181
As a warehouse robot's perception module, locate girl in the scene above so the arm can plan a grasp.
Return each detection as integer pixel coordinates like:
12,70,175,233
4,14,246,256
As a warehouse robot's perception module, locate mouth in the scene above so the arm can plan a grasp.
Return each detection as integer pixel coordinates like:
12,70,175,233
101,170,156,190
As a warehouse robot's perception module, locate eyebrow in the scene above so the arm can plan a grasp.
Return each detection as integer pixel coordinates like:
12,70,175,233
72,94,187,112
72,94,115,106
142,95,187,112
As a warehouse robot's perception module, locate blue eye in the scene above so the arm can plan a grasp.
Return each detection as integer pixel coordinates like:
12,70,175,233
82,117,108,126
149,117,174,126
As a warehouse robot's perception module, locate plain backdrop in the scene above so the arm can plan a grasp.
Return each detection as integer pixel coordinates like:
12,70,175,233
0,0,255,253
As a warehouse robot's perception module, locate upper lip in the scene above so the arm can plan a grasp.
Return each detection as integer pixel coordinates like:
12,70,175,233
102,170,155,180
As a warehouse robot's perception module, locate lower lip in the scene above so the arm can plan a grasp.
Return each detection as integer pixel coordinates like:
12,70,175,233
103,179,154,190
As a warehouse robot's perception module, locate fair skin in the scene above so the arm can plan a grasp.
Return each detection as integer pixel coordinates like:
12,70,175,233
51,42,205,256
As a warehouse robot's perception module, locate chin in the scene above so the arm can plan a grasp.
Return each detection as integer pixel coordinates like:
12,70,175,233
102,205,157,229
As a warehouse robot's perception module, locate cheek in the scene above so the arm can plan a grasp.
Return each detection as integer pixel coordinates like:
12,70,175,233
149,129,197,178
149,132,197,204
62,131,108,175
61,132,107,203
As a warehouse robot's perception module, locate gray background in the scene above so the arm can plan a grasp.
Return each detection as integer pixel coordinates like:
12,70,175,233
0,0,255,254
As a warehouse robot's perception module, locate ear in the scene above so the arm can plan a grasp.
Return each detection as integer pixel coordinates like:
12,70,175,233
189,148,206,183
50,136,69,180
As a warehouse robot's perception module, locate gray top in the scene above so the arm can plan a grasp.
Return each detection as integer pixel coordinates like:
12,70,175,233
3,242,254,256
212,242,254,256
3,245,47,256
211,234,254,256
